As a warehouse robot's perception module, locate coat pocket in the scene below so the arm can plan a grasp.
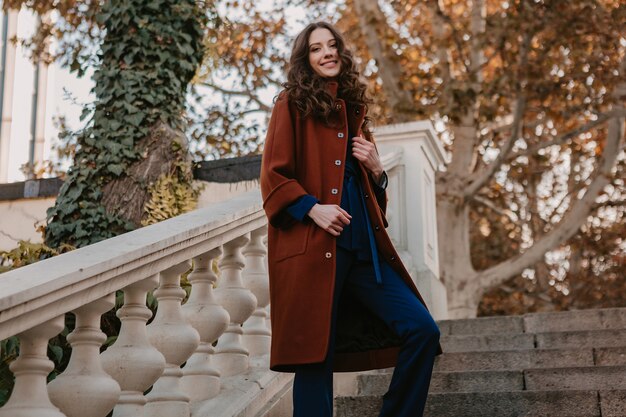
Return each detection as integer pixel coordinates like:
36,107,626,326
273,221,312,262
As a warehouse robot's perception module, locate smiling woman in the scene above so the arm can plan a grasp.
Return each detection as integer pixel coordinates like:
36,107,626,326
260,21,442,417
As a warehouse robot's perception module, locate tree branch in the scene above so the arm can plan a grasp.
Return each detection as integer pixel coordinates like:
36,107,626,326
353,0,415,121
431,0,470,73
469,0,485,75
593,199,626,210
200,81,271,113
472,194,522,226
263,72,283,88
464,94,526,197
479,97,625,290
508,109,626,160
463,31,532,198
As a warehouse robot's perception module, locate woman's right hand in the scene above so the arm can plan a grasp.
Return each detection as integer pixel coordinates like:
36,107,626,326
307,204,352,237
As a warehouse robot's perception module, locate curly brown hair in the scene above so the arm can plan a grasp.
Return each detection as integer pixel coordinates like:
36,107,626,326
283,21,372,132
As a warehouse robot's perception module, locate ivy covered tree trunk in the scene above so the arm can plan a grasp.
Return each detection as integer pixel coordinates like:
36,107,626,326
45,0,208,248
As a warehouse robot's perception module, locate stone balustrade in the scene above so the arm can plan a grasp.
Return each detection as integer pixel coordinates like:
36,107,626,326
0,190,269,417
0,120,447,417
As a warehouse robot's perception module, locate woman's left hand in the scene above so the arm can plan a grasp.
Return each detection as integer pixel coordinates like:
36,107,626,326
351,136,384,182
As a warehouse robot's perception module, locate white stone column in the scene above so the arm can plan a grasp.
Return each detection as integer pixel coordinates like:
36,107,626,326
213,235,257,376
0,316,66,417
375,120,449,320
32,14,51,174
101,275,166,417
48,295,121,417
242,226,271,356
145,261,200,417
0,10,18,183
181,248,230,401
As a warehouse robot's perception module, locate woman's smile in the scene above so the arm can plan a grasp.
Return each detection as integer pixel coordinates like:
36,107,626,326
308,28,341,78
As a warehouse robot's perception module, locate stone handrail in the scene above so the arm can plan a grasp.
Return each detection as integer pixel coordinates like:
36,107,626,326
0,190,264,339
0,189,268,417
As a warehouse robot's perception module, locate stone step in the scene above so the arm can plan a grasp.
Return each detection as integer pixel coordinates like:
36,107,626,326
436,307,626,337
436,314,524,336
524,307,626,333
441,328,626,352
357,365,626,396
358,369,522,395
596,346,626,366
335,390,626,417
525,365,626,391
434,346,626,371
440,332,535,352
535,328,626,349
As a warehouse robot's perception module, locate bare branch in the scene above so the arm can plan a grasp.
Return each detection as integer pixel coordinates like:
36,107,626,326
235,64,273,112
468,30,507,77
472,194,522,226
463,31,533,197
464,94,526,197
431,0,470,73
353,0,414,120
509,109,626,160
479,100,625,290
592,198,626,211
469,0,486,75
481,113,545,136
240,108,267,116
200,81,271,113
263,72,283,88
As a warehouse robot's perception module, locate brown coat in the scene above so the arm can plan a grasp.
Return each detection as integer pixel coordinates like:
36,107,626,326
260,82,443,373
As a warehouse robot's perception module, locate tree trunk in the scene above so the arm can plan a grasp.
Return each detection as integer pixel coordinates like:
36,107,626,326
437,194,481,318
352,0,415,122
101,123,189,226
45,0,207,248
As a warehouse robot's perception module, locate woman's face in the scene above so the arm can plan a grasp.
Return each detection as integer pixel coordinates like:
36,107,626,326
308,28,341,79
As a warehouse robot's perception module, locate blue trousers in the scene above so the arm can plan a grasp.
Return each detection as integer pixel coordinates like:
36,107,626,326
292,246,441,417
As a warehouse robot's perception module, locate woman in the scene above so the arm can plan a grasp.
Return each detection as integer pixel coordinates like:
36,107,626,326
260,21,443,417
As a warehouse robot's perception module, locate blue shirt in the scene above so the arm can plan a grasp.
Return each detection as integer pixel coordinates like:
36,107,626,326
285,129,387,283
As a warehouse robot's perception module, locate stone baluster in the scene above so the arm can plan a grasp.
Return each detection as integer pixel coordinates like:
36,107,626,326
181,248,230,401
213,234,257,376
242,226,271,356
48,294,121,417
101,275,166,417
0,316,66,417
145,261,200,417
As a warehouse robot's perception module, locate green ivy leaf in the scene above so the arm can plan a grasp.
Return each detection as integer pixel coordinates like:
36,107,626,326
108,164,124,176
49,345,63,364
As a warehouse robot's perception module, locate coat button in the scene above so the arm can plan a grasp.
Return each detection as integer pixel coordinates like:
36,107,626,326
375,225,380,231
364,193,369,199
335,102,343,111
337,132,344,138
331,188,338,195
335,160,341,166
355,108,360,115
325,252,332,259
390,256,396,261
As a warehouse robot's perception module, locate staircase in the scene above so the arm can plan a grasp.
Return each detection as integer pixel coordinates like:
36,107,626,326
335,307,626,417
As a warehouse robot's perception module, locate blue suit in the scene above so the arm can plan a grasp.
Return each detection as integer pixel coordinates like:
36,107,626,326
286,137,441,417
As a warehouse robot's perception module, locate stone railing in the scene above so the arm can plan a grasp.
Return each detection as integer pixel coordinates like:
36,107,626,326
0,190,274,417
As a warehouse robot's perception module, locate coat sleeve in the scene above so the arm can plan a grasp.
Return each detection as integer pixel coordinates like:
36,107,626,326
260,96,309,229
